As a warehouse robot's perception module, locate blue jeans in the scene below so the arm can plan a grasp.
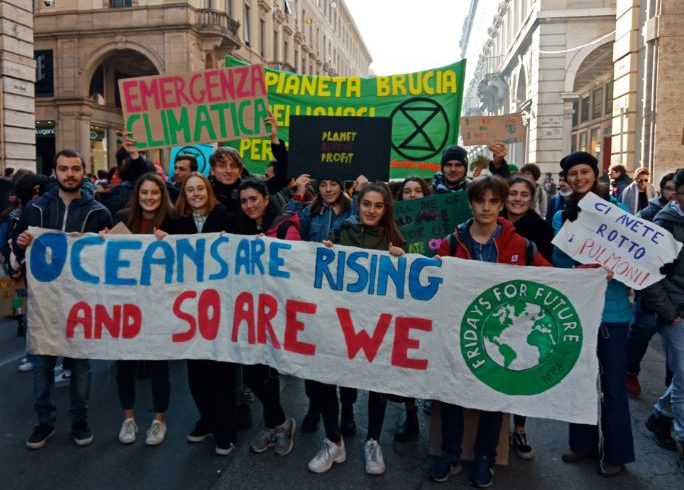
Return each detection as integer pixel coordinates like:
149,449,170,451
440,403,502,461
33,356,91,427
569,323,634,465
655,318,684,444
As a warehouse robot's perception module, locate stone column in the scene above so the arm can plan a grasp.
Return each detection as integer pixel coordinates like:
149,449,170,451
611,0,641,170
0,0,35,171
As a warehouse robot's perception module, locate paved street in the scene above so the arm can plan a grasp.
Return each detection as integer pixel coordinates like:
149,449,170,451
0,316,681,489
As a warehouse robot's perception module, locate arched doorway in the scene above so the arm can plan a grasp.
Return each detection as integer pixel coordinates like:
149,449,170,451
86,49,159,173
570,43,613,173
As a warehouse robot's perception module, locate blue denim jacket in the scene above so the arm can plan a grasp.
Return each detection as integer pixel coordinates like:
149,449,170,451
286,199,353,243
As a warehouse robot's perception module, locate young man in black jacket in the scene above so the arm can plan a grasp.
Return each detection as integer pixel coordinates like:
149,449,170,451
14,149,113,450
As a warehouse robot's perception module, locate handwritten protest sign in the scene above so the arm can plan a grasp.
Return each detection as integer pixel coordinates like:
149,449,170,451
168,143,215,178
552,192,682,289
394,192,471,256
460,113,525,146
288,116,391,182
225,56,466,179
27,228,607,425
118,65,270,150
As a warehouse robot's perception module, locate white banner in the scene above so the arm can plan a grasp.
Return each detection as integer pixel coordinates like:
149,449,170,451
26,228,607,425
552,192,682,289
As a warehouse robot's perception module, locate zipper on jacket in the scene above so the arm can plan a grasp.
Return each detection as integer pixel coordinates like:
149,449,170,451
61,199,69,232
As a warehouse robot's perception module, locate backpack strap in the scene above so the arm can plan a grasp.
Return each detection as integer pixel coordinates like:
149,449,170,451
525,239,537,265
449,233,457,257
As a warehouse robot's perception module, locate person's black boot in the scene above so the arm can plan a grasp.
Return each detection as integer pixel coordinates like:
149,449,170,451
394,407,419,443
340,403,356,437
645,412,677,451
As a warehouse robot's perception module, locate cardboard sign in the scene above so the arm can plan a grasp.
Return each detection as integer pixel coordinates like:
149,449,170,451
27,228,609,425
169,143,215,178
225,56,467,179
288,116,391,181
460,113,525,146
118,65,270,150
0,277,26,316
394,192,472,256
552,192,682,289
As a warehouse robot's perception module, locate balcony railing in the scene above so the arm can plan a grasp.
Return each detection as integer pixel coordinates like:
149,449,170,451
195,9,240,38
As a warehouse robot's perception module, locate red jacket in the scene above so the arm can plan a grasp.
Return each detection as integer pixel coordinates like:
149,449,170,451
437,217,551,267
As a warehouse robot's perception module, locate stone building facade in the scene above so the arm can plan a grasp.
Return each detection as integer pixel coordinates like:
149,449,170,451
33,0,371,174
1,1,35,171
460,0,684,178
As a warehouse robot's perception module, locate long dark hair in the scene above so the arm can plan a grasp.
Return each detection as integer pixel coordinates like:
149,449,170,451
395,177,432,201
237,179,279,232
357,183,404,246
124,173,175,233
310,179,351,215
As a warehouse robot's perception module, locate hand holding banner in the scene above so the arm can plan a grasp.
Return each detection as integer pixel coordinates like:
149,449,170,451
26,228,608,425
552,192,682,289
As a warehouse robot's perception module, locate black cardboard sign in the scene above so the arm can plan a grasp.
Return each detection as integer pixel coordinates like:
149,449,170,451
288,116,391,181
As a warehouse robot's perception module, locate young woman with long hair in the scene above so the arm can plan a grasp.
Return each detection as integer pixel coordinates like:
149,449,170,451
165,172,238,456
103,173,175,446
309,183,404,476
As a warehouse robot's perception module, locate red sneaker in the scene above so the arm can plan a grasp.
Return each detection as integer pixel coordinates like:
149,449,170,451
626,374,642,397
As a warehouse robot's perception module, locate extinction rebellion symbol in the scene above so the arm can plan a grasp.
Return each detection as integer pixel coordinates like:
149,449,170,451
390,97,449,161
460,280,583,396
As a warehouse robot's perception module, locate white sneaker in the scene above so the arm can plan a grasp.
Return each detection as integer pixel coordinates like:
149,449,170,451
145,420,167,446
364,439,386,475
18,358,33,372
308,438,346,473
118,418,138,444
54,369,71,387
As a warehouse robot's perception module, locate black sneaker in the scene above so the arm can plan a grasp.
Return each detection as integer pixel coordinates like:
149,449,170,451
72,421,93,446
470,455,493,488
187,424,213,443
301,410,320,433
26,424,55,450
511,431,534,460
428,453,462,482
645,413,677,451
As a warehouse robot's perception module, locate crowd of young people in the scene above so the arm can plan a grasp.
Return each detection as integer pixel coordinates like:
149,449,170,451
6,121,684,486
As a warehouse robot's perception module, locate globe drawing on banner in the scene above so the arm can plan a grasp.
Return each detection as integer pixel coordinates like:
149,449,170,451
168,144,215,178
483,302,557,371
460,280,583,396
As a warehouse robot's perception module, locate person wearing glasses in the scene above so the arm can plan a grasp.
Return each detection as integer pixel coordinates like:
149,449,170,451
620,167,657,215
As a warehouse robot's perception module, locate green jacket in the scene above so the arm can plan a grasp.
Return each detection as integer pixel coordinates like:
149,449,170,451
337,218,391,251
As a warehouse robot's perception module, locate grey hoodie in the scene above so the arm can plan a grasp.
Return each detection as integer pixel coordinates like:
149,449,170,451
642,202,684,322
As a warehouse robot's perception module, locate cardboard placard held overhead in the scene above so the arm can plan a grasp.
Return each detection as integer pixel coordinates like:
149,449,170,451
288,116,391,182
118,65,270,151
460,113,525,146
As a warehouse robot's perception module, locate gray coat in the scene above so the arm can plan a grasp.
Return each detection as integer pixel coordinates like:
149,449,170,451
642,203,684,322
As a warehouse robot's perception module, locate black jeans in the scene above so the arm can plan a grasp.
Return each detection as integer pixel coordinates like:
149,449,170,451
306,380,341,442
243,364,286,428
367,391,388,441
116,360,170,413
187,360,237,445
441,404,503,461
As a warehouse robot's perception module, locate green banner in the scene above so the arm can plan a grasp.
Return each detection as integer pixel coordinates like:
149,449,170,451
226,56,466,179
394,192,472,256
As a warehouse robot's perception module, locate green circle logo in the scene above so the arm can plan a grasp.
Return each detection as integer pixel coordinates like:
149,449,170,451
460,280,583,396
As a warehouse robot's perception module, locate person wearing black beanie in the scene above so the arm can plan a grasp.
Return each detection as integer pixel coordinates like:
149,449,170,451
559,151,599,176
431,143,510,193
